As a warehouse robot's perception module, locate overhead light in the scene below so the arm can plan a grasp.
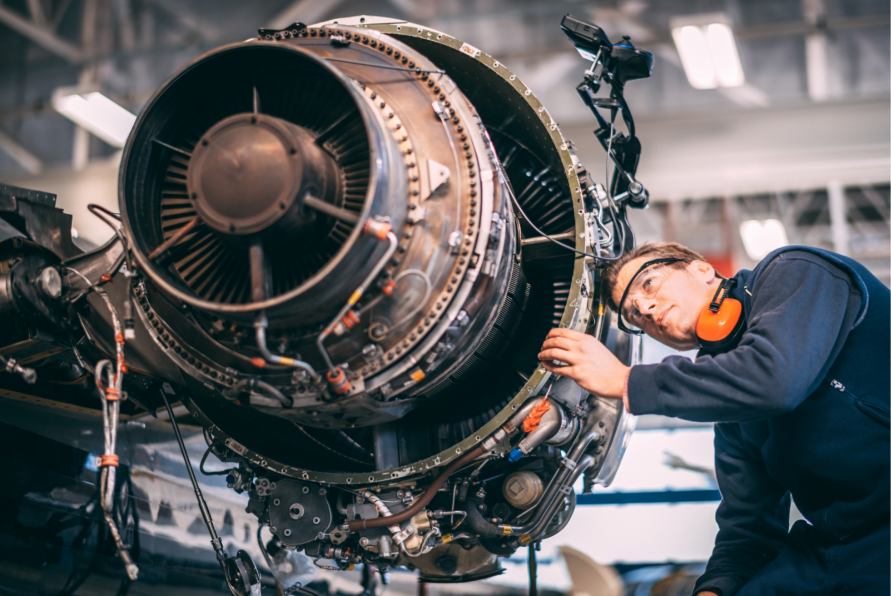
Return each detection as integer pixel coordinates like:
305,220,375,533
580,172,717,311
739,219,788,260
671,15,744,89
52,89,136,148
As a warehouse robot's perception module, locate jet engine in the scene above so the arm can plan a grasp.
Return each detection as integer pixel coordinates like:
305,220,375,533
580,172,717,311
0,14,653,587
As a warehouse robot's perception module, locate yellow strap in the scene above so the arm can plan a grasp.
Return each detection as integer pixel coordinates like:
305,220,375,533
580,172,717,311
348,289,363,305
518,533,533,545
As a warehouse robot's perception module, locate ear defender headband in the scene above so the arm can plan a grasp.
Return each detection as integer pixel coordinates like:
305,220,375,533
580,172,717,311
696,277,746,352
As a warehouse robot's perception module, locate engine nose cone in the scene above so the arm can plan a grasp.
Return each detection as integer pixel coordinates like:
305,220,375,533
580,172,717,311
189,113,304,235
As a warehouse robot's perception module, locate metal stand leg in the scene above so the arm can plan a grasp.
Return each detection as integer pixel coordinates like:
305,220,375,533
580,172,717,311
160,389,261,596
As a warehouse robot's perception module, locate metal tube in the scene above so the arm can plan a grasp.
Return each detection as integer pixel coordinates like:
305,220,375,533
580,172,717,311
254,317,322,384
316,230,398,372
516,402,563,455
525,454,593,541
228,377,293,407
507,421,600,535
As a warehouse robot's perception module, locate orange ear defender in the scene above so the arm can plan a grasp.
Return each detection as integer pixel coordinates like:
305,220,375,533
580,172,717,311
696,278,746,352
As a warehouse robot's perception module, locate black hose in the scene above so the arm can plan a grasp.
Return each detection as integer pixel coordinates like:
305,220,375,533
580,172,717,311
463,501,502,538
199,447,234,476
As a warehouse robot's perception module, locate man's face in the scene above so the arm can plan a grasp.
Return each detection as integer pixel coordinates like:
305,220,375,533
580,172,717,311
611,257,719,350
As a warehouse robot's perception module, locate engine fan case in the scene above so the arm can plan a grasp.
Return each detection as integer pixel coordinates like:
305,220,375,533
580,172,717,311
123,19,601,485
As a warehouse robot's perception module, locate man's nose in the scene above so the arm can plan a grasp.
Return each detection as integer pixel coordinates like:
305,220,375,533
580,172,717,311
633,297,658,318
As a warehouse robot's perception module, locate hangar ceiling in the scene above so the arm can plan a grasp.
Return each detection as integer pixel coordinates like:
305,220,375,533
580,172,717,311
0,0,887,177
0,0,888,271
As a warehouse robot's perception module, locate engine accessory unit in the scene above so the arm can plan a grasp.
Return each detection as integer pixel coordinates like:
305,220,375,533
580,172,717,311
502,471,544,509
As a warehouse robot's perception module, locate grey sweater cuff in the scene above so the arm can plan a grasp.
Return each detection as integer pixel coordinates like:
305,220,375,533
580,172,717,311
626,363,663,415
693,573,748,596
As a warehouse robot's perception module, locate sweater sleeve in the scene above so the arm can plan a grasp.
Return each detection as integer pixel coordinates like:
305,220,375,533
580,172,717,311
692,423,791,596
626,253,861,422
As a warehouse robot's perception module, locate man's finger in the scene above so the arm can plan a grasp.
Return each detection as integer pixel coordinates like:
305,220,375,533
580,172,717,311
540,337,578,352
541,360,576,376
546,328,586,341
538,348,576,364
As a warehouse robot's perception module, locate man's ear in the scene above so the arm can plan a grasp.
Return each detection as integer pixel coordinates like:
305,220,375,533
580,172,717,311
688,260,718,284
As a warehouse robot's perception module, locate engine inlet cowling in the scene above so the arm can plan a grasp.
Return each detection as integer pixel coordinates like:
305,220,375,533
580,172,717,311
119,22,601,485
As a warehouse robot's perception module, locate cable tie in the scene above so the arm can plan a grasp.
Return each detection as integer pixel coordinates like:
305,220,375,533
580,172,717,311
105,387,120,401
99,454,119,467
562,457,577,471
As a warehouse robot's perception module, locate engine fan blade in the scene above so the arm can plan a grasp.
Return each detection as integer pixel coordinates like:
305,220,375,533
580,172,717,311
149,216,202,260
249,239,270,303
304,195,359,224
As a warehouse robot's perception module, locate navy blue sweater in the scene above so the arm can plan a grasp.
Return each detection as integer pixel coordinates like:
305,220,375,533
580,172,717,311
626,247,890,596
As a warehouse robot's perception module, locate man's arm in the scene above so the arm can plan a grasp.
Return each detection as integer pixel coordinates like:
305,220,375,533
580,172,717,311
693,422,791,596
626,254,861,421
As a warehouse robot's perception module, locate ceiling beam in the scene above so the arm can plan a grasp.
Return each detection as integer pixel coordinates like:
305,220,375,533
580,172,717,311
0,3,81,62
0,130,43,174
26,0,45,27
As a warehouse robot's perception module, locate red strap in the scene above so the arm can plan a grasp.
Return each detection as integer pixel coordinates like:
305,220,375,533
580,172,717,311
523,399,551,433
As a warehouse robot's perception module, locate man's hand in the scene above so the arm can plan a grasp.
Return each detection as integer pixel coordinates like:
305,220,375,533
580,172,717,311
538,328,629,399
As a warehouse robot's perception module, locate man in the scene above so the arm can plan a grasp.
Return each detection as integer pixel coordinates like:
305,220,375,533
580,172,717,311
538,242,889,596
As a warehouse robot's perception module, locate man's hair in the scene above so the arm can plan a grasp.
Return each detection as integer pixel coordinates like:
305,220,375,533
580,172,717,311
600,242,710,311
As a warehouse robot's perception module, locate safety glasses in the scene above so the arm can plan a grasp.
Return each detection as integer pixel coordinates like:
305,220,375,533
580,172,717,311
616,258,683,334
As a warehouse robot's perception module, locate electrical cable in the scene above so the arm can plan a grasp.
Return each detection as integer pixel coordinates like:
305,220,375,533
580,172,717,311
257,524,274,568
87,204,135,273
200,446,236,476
508,118,626,262
76,257,139,581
